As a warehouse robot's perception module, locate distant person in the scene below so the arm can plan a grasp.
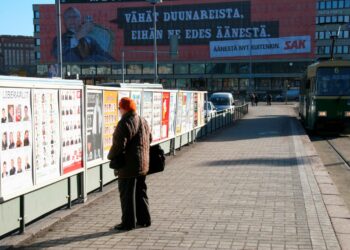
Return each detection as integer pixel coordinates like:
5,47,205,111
9,132,15,149
9,159,16,175
23,105,30,121
108,97,152,231
254,93,259,106
1,108,7,123
250,93,255,106
2,161,8,178
52,7,115,63
267,93,272,106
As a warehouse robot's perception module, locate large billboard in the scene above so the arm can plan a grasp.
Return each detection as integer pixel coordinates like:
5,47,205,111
37,0,315,63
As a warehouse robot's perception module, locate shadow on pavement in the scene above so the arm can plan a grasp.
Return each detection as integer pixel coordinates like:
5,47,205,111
203,157,299,167
207,115,304,142
11,228,124,249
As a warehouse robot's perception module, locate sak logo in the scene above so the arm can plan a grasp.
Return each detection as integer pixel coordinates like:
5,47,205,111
284,40,306,50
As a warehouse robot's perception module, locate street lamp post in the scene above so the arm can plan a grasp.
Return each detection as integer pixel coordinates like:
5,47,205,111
147,0,162,84
55,0,63,78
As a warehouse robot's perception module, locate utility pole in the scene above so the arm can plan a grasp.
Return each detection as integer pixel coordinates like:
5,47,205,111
55,0,63,78
146,0,162,84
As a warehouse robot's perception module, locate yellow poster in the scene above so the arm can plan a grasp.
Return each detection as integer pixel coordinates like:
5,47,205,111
103,90,118,160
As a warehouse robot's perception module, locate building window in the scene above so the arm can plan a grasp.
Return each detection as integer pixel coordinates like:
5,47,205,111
35,51,41,60
126,64,142,74
346,0,350,7
339,0,345,8
158,63,173,74
97,65,111,75
34,10,40,19
81,65,95,75
142,63,154,74
35,38,40,46
332,1,338,8
35,24,40,32
320,1,326,9
325,46,330,55
174,64,189,74
112,65,122,75
190,63,205,74
344,46,349,54
319,16,325,24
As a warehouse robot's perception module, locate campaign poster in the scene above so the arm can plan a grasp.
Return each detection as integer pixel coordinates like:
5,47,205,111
193,93,199,128
161,92,170,140
152,92,162,142
175,92,183,135
131,91,142,115
181,93,188,133
142,91,153,133
117,91,130,121
103,90,118,160
60,89,83,174
188,93,194,131
86,90,103,165
199,92,205,127
0,88,33,197
168,92,177,138
33,89,60,184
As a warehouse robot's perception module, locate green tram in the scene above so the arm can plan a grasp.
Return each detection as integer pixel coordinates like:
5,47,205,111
299,60,350,131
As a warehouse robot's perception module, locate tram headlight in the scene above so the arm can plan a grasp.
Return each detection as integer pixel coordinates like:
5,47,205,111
345,111,350,117
318,111,327,117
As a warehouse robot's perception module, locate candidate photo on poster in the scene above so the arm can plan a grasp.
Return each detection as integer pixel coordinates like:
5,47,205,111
87,91,103,163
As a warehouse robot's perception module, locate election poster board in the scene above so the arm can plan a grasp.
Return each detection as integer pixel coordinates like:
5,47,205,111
60,89,83,174
180,93,188,133
168,92,177,138
0,88,33,197
103,90,118,160
143,91,153,134
152,92,162,142
187,92,194,132
161,92,170,140
33,89,61,184
199,92,205,127
131,91,142,115
86,90,103,165
193,93,199,128
176,92,183,136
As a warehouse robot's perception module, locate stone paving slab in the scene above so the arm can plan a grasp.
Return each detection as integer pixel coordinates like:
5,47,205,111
4,104,348,250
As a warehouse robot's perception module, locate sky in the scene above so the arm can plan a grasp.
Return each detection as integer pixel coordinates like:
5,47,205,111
0,0,54,36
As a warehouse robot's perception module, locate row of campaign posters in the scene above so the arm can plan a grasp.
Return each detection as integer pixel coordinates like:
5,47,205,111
0,88,83,198
0,88,205,199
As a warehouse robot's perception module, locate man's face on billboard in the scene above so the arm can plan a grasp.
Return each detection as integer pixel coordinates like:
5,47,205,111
64,8,81,32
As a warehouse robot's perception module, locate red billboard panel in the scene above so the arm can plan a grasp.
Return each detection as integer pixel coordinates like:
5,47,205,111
38,0,316,63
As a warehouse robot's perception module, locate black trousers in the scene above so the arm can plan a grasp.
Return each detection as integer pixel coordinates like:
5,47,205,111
118,175,151,228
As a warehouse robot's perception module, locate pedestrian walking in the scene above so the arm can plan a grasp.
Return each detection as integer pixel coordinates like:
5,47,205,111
267,93,272,106
108,97,152,231
254,93,259,106
250,93,255,106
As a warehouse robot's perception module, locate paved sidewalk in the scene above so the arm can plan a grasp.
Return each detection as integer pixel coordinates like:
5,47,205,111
13,104,348,250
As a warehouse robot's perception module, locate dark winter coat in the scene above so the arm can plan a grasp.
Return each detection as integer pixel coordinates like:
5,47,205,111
107,111,152,178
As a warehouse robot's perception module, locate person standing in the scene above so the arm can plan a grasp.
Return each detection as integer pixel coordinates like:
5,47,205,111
254,93,259,106
250,93,255,106
108,97,152,231
267,93,272,106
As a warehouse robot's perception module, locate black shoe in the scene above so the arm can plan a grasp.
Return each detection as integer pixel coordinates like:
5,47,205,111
137,222,151,227
114,223,135,231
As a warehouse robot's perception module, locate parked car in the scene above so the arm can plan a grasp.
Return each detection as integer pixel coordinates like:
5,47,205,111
204,101,217,117
209,92,235,111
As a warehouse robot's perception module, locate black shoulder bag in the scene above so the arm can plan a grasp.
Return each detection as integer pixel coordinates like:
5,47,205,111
148,144,165,175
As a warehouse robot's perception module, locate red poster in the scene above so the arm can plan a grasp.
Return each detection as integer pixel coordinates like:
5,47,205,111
161,92,170,140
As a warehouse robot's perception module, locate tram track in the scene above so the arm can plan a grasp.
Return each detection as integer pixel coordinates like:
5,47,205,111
324,137,350,170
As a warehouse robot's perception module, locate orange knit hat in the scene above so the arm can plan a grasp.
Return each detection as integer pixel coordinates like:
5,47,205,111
119,97,137,112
